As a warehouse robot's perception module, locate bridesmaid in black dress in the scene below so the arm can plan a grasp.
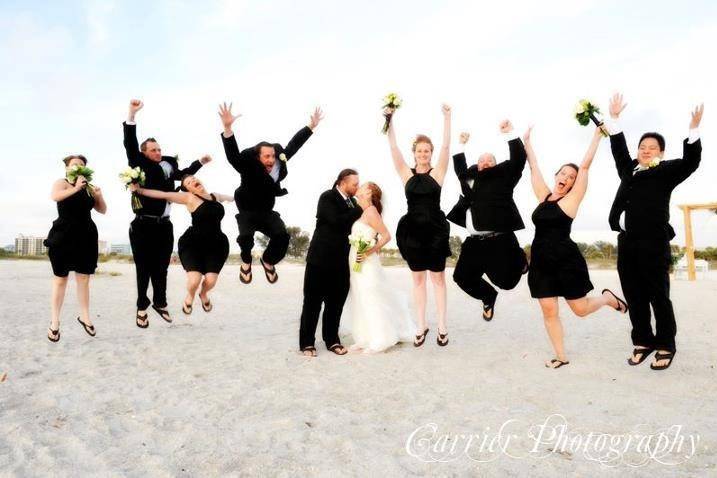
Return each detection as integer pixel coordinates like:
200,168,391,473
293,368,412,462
46,155,107,342
385,103,452,347
523,126,628,369
131,172,232,314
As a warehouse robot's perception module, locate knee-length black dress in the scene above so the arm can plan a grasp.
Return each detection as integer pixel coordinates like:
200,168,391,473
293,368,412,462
45,182,98,277
178,194,230,274
528,195,593,299
396,169,451,272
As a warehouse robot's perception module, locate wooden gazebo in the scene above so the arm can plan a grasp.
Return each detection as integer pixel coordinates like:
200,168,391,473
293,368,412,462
678,202,717,280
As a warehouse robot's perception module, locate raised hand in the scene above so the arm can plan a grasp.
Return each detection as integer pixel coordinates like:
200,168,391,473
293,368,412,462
459,132,470,145
690,103,704,129
218,102,241,130
199,154,212,165
609,93,627,119
129,99,143,114
499,119,513,134
441,104,452,117
309,107,324,130
523,126,533,144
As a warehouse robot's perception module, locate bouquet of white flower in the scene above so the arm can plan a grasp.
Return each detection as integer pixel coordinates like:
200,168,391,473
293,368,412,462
574,99,607,136
66,164,96,197
381,92,402,134
348,233,376,272
119,166,147,210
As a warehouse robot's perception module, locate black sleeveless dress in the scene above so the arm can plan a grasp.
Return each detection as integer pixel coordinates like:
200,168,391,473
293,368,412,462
528,195,593,299
396,169,451,272
45,182,98,277
178,194,230,274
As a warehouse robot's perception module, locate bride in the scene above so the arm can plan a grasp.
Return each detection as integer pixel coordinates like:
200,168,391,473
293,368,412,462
341,182,416,353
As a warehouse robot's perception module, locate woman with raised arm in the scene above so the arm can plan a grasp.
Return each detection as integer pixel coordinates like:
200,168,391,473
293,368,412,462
130,172,232,314
45,155,107,342
385,104,452,347
524,126,628,369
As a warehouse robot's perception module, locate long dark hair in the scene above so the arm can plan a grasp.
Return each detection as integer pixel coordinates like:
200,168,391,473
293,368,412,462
333,168,358,187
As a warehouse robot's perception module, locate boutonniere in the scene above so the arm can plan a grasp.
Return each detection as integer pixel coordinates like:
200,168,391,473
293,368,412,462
648,158,662,169
279,153,287,162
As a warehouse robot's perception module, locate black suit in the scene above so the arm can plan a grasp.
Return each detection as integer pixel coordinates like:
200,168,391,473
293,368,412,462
221,127,313,264
609,132,701,352
123,122,203,310
299,188,363,349
448,138,528,305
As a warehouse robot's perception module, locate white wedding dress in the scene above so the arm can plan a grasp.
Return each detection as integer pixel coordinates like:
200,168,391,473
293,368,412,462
340,220,416,353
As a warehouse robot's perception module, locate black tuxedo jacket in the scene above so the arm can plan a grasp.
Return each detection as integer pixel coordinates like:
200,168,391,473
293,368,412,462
305,188,363,269
446,138,527,232
221,126,313,212
608,132,701,240
123,122,203,216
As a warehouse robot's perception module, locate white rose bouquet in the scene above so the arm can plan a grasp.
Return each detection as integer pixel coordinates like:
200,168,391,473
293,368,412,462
574,99,608,136
66,164,96,197
381,92,402,134
119,166,147,210
348,232,376,272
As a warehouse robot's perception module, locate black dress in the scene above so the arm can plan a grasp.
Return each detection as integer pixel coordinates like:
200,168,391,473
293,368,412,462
396,169,451,272
178,194,230,274
45,182,98,277
528,195,593,299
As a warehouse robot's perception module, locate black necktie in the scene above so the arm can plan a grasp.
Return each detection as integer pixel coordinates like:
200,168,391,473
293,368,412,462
346,198,353,208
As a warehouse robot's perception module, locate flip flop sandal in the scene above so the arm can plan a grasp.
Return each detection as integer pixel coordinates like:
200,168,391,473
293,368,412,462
483,301,495,321
259,258,278,284
202,299,213,313
627,347,654,366
136,312,149,329
328,344,347,355
151,305,172,323
414,328,429,347
545,359,570,369
48,327,60,342
182,302,193,315
602,289,629,313
240,264,252,284
650,351,676,371
301,346,317,357
437,332,449,347
76,317,96,337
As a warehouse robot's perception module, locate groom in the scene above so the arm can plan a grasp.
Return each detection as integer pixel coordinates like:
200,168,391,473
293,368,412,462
606,93,703,371
447,120,528,321
299,169,363,357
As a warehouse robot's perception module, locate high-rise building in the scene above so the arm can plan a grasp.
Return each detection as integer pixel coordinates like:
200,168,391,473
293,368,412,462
15,235,48,256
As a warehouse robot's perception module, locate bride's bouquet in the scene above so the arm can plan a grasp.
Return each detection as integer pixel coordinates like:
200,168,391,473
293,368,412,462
574,99,608,136
381,92,402,134
119,166,147,210
66,164,96,197
348,233,376,272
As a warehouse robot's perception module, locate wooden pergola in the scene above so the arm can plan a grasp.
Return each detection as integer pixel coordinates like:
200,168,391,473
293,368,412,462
678,202,717,280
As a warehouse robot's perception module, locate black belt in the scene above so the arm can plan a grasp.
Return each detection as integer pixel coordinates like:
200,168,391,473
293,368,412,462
470,232,503,240
135,214,171,223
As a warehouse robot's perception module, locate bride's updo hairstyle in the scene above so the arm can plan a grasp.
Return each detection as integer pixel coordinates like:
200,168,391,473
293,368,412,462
366,182,383,215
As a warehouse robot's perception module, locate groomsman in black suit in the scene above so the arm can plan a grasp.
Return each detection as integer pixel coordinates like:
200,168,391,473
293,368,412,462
218,103,323,284
606,93,703,370
299,169,363,357
123,99,210,327
447,120,528,320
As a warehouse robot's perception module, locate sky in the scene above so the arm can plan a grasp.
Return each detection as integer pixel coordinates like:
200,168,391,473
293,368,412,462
2,0,716,251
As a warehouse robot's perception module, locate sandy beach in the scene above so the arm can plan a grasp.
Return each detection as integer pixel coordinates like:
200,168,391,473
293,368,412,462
1,260,716,477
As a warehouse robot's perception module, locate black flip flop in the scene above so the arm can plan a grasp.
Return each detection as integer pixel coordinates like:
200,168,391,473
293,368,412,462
259,258,278,284
76,317,96,337
545,359,570,369
650,351,676,371
437,331,449,347
602,289,629,313
328,343,347,355
48,327,60,343
627,347,654,366
239,264,252,284
301,346,317,357
136,311,149,328
182,302,193,315
202,299,212,313
483,300,495,321
151,305,172,323
414,328,429,347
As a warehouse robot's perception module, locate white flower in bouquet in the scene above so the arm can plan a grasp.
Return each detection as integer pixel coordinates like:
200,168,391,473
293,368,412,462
119,166,146,210
348,233,376,272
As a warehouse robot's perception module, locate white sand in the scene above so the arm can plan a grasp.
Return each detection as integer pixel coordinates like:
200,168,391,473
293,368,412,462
1,260,716,477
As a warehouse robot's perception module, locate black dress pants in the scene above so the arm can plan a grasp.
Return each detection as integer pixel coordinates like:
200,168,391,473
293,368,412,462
299,263,350,349
129,217,174,310
236,209,290,265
